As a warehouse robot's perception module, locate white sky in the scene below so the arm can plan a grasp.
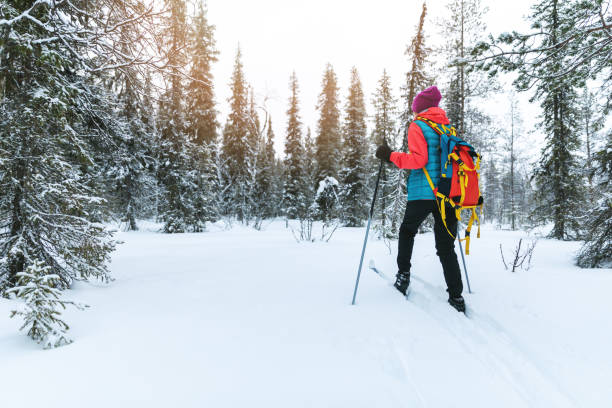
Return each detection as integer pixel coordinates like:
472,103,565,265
206,0,538,153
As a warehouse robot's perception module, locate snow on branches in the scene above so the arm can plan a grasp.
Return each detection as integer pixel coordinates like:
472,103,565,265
8,261,88,349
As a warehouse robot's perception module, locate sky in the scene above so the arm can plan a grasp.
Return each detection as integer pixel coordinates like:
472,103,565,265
206,0,538,153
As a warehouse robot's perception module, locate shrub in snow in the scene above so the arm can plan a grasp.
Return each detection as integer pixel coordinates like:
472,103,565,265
499,239,537,272
314,177,341,242
8,261,86,349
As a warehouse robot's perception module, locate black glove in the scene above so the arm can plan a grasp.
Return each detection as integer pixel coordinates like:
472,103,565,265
375,144,392,163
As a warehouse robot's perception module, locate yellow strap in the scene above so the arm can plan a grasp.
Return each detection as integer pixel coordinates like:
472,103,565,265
440,200,456,239
459,173,466,206
423,168,436,192
439,197,446,219
423,167,457,240
465,210,476,255
451,151,479,172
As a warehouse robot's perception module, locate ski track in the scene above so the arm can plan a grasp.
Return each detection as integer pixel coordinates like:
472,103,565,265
407,274,577,407
368,261,577,407
386,337,429,408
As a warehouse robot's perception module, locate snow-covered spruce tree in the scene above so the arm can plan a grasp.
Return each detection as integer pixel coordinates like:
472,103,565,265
522,0,586,240
157,0,208,233
297,127,318,241
106,83,157,231
242,88,267,226
315,64,342,183
0,1,168,292
468,0,612,237
576,135,612,268
187,2,219,147
139,71,163,220
314,64,342,223
371,70,400,239
339,67,369,227
221,47,250,220
283,72,307,220
256,116,280,220
8,261,85,348
106,15,158,231
185,2,220,225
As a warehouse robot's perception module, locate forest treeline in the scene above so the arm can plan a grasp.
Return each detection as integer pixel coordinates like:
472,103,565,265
0,0,610,346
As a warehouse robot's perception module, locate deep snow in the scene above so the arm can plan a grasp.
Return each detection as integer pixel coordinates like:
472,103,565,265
1,221,611,407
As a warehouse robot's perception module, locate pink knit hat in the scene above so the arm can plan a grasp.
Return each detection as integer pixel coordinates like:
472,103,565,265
412,86,442,113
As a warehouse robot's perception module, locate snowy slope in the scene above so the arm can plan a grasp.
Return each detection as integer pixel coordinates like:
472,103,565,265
1,222,611,407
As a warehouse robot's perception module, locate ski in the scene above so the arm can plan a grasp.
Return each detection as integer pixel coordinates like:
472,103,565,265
368,260,411,298
368,259,468,315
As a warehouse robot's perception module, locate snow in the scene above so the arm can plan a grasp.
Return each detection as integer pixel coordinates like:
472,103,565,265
1,221,611,407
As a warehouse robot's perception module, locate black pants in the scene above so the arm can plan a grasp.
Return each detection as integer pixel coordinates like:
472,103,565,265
397,200,463,298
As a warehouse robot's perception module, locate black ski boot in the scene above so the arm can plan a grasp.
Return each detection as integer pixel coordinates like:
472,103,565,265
394,271,410,296
448,295,466,313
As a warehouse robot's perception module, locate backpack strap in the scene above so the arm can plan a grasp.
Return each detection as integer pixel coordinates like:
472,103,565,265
423,167,459,240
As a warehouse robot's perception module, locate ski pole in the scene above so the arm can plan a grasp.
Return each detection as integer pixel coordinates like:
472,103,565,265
457,235,472,293
351,158,384,305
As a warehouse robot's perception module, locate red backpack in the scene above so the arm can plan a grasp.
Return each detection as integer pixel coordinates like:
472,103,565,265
416,116,484,255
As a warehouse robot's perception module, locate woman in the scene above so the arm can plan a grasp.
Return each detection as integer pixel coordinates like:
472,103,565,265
375,86,465,312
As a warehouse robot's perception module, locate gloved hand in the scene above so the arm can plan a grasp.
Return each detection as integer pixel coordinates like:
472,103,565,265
375,144,392,163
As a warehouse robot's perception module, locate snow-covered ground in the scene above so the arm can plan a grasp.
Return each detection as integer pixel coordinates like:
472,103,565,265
1,221,611,407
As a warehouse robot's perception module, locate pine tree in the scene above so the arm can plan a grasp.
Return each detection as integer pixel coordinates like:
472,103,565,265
157,0,207,233
186,2,219,146
298,127,318,241
401,2,432,125
283,72,306,219
0,0,131,292
304,127,318,206
185,1,220,226
315,64,342,183
440,0,488,138
140,71,162,220
339,67,369,227
256,116,279,219
371,70,399,238
576,134,612,267
106,13,157,231
468,0,612,236
394,2,432,234
222,47,250,220
8,261,85,349
504,94,523,230
525,0,585,240
242,88,265,225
